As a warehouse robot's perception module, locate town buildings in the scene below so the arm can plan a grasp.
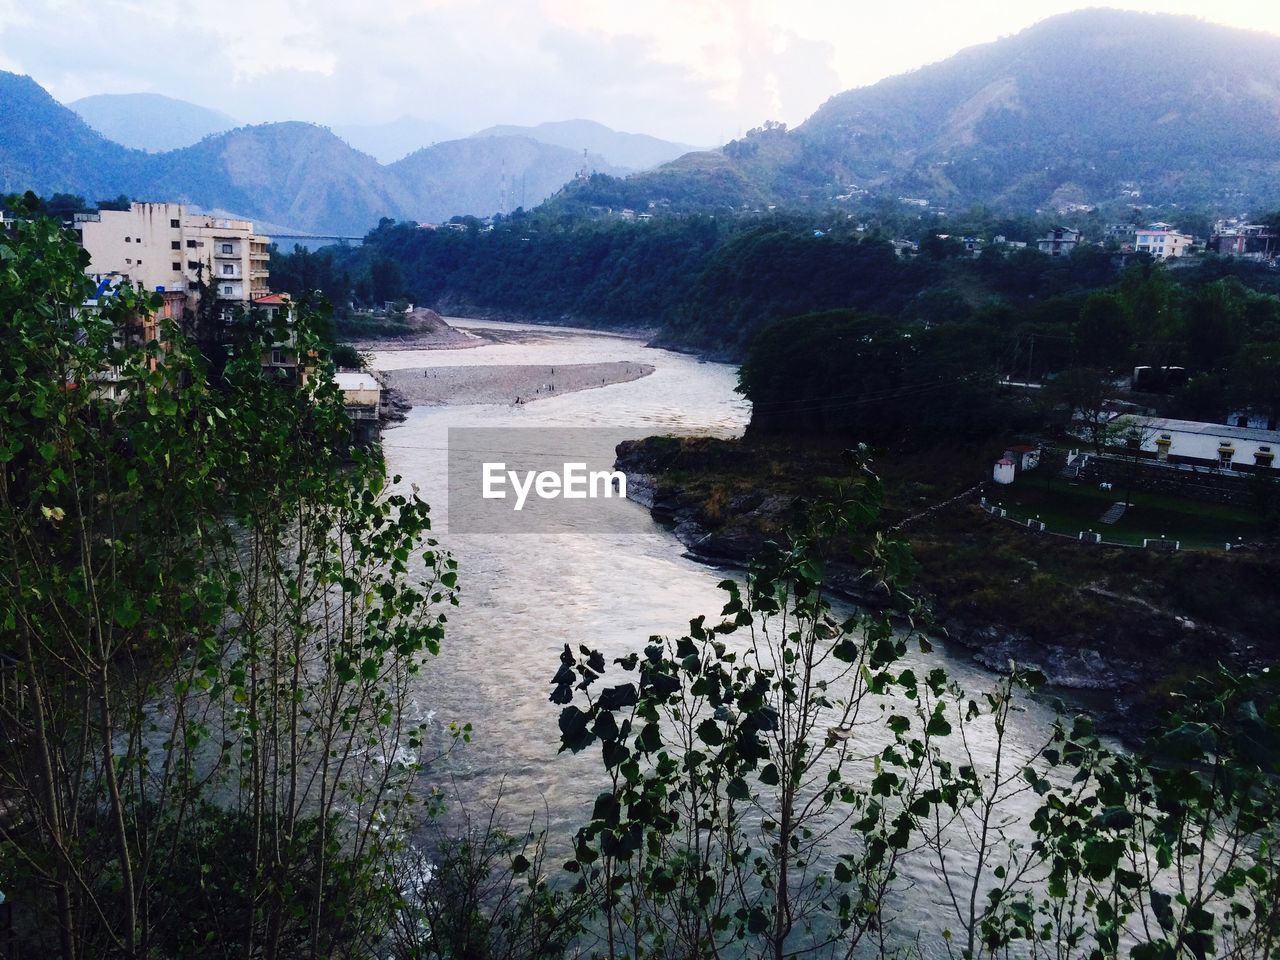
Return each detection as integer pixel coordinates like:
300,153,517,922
74,201,295,378
75,202,271,305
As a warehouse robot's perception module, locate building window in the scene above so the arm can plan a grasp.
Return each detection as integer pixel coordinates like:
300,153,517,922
187,261,199,270
221,243,234,254
222,264,234,275
170,219,180,228
223,285,234,295
125,258,132,265
271,348,286,365
125,236,131,242
171,240,180,250
187,240,197,248
172,262,181,271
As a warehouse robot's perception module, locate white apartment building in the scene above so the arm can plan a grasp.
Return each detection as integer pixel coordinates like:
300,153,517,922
1135,228,1193,260
75,202,271,304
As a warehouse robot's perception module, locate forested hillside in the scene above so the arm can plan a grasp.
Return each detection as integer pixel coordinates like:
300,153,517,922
551,10,1280,216
274,209,1280,423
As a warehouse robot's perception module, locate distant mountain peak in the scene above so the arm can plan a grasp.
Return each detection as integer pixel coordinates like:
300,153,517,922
469,119,695,172
69,92,236,152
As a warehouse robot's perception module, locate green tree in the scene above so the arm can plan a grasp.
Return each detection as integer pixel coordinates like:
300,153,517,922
370,255,404,305
1228,341,1280,424
1045,366,1114,453
1074,291,1132,368
554,456,937,958
1183,279,1247,373
0,207,458,959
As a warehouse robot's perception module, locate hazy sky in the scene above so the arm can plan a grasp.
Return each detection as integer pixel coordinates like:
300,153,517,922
1,0,1276,144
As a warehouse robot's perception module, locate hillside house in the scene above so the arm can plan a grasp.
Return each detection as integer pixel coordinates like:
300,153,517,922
1209,223,1277,261
1135,227,1193,259
1037,226,1082,257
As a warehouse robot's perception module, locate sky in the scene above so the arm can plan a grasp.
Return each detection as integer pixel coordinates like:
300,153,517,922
0,0,1277,145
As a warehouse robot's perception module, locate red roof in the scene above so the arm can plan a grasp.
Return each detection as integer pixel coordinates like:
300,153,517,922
997,458,1015,465
253,293,289,305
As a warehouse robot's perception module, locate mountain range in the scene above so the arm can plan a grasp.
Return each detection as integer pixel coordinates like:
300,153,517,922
568,10,1280,216
9,10,1280,235
1,73,627,234
69,95,465,164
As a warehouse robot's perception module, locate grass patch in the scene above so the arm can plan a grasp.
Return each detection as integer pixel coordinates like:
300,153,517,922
988,474,1261,549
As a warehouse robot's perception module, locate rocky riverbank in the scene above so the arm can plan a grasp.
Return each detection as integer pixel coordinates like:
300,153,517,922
616,435,1280,732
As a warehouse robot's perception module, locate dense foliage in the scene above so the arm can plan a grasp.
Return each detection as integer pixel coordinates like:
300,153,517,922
4,209,1280,960
275,211,1280,439
552,458,1280,959
738,311,1017,443
0,212,458,958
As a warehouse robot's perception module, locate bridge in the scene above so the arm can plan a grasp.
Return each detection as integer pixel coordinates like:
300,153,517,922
271,234,364,248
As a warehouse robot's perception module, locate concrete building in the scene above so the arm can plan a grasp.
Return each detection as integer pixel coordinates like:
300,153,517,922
1209,223,1278,261
1125,416,1279,471
1135,228,1193,259
1037,226,1082,257
1004,445,1041,472
75,202,270,305
335,371,382,444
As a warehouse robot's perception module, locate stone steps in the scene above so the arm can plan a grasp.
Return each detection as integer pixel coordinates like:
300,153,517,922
1099,501,1127,525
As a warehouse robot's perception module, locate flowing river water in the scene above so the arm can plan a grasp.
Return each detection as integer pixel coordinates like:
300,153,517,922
371,318,1066,951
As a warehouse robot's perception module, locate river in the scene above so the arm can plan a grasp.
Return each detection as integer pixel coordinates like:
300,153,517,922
371,318,1065,952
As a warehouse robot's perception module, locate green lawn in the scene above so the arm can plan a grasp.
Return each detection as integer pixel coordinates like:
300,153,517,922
987,474,1262,549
